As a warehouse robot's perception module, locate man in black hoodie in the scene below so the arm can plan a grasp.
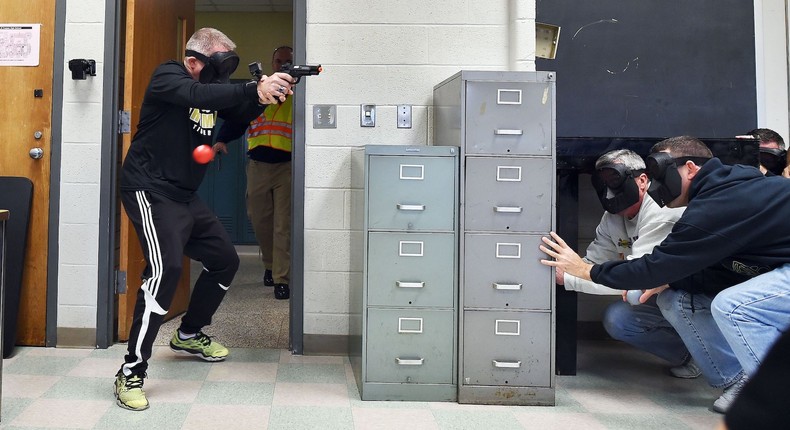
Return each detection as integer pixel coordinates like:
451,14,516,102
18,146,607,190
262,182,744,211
115,27,295,411
540,135,790,412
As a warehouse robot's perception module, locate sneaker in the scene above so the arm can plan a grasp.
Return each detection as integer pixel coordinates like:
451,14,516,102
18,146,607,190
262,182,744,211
263,269,274,287
169,331,229,362
712,374,749,413
670,358,702,379
114,370,149,411
274,283,290,300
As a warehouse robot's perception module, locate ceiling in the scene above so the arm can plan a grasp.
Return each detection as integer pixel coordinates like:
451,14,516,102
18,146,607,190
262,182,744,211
196,0,293,12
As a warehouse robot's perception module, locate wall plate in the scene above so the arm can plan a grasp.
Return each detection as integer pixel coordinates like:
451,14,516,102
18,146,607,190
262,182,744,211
397,104,412,128
313,104,337,128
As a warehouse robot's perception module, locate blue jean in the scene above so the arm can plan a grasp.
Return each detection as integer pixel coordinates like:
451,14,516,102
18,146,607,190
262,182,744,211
603,296,689,366
711,263,790,376
604,290,743,388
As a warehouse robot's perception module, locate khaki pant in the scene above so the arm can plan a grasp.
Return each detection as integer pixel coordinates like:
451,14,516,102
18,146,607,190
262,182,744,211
246,159,291,285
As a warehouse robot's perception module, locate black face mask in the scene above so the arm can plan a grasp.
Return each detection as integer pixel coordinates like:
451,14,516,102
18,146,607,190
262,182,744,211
759,147,787,175
646,153,710,207
186,49,240,84
591,164,643,214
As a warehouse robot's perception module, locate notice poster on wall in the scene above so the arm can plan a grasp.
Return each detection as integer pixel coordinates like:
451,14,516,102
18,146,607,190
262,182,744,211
0,24,41,66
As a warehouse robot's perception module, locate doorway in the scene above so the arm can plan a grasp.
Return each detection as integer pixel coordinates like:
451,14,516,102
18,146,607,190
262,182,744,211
191,3,295,350
110,0,306,353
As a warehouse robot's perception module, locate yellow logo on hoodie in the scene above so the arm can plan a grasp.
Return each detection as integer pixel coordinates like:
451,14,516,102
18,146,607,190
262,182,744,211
189,108,217,136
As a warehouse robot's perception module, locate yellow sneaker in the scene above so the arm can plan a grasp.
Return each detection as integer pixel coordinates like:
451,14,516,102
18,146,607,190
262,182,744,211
114,371,149,411
169,331,229,362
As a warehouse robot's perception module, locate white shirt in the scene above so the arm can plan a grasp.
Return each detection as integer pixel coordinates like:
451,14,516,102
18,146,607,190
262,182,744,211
564,194,685,295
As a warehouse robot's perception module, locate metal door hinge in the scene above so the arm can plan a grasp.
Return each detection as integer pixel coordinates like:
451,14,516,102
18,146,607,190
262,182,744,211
115,270,127,294
119,110,131,134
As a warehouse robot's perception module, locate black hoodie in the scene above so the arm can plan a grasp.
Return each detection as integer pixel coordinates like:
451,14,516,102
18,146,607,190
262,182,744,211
121,61,264,202
590,158,790,294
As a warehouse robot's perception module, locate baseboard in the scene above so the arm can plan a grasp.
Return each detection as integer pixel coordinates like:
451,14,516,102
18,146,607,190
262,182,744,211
56,327,97,348
303,334,349,356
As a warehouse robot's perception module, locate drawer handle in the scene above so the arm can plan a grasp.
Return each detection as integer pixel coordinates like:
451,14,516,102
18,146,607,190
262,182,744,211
492,360,522,369
396,357,425,366
493,283,522,290
397,204,425,211
494,206,522,213
396,281,425,289
495,129,523,136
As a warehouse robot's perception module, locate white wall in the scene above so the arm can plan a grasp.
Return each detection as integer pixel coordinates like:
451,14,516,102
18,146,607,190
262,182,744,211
56,0,106,335
755,0,790,139
301,0,536,337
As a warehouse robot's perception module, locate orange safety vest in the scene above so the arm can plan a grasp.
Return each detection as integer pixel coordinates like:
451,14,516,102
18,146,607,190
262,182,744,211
246,96,292,153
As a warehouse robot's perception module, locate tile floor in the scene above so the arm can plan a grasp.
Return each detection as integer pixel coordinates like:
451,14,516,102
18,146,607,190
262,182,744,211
0,340,724,429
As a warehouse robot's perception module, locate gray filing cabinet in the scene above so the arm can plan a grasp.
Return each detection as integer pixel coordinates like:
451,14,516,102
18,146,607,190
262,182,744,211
352,144,460,401
433,71,556,405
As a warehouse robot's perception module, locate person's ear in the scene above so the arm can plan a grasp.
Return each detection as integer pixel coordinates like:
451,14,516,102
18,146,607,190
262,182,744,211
636,172,649,190
184,56,199,71
685,160,701,179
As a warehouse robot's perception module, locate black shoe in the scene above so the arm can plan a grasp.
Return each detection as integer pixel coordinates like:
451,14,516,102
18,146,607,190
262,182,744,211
274,284,290,300
263,269,274,287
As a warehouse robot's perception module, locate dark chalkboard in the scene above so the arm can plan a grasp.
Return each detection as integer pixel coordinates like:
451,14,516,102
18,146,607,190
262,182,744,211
536,1,757,138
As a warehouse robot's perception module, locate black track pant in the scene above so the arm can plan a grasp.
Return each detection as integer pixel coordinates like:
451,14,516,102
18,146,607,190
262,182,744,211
120,190,239,376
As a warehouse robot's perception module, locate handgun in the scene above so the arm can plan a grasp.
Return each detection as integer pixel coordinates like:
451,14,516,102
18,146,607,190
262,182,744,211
248,62,322,84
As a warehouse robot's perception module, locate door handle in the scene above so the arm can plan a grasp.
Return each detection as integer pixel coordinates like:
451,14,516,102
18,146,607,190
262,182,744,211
29,148,44,159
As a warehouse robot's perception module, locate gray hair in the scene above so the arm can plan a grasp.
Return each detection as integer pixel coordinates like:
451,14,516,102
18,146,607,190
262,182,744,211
595,149,646,171
185,28,236,56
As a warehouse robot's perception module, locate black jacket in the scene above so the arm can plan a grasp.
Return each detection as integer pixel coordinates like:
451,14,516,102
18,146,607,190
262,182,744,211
121,61,264,202
591,158,790,294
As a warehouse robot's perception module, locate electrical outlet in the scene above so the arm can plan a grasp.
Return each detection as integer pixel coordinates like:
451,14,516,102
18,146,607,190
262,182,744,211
397,104,412,129
313,105,336,129
360,104,376,127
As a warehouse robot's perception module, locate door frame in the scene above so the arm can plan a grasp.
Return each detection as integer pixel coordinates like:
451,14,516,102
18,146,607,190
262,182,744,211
96,0,122,348
43,0,67,347
290,0,306,354
97,0,308,352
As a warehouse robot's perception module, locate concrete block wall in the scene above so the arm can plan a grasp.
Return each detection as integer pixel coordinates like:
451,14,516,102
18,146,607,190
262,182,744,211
302,0,536,338
56,0,107,337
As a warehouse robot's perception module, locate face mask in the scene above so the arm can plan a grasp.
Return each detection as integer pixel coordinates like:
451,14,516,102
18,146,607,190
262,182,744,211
759,147,787,175
591,164,643,214
186,49,240,84
646,153,709,207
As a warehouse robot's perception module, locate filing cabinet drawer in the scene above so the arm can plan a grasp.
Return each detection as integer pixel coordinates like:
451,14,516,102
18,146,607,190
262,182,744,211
465,81,553,156
463,234,551,310
464,157,553,232
366,308,455,384
462,310,551,387
367,232,455,307
367,155,457,231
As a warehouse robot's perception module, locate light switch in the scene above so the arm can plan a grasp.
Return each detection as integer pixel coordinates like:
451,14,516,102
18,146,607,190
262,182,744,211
360,104,376,127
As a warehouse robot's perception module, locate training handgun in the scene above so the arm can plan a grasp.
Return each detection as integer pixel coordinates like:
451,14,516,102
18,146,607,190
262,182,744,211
248,62,323,84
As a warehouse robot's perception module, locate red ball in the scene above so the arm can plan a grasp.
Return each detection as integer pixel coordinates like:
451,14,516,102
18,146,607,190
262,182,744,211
192,144,215,164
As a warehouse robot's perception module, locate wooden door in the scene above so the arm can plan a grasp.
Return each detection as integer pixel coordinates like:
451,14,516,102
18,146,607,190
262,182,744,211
118,0,195,340
0,1,56,346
